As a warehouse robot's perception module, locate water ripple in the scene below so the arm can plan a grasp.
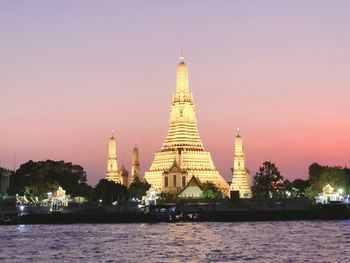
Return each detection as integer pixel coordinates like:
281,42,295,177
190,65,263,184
0,221,349,262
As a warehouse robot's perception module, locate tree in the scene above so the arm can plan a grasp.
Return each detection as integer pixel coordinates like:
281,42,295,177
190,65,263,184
291,179,310,196
74,183,93,201
8,160,89,200
0,167,4,201
202,182,222,200
128,179,150,200
344,167,350,183
93,179,127,205
309,163,325,179
307,165,349,197
284,179,292,191
252,161,284,199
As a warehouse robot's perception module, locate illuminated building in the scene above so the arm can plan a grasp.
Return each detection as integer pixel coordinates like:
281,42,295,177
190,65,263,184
144,55,229,194
106,132,121,183
230,129,252,198
178,175,203,199
131,143,140,183
315,184,344,204
142,187,158,206
46,186,69,212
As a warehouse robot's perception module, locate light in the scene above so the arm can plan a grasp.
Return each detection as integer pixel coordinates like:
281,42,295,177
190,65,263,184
19,205,25,211
18,224,26,233
338,188,344,195
99,199,102,203
346,195,350,203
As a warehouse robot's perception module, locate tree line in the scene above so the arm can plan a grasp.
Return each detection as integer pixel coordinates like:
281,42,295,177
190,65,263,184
1,160,150,204
251,161,350,199
2,159,349,203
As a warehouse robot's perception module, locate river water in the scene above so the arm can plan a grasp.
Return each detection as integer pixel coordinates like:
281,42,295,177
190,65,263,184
0,221,349,262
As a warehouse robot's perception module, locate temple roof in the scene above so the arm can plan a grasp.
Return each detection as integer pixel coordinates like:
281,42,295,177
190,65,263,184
185,175,202,189
178,175,203,198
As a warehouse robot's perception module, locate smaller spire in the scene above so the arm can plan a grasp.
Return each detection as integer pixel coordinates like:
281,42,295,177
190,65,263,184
111,130,115,139
236,128,240,136
134,140,138,148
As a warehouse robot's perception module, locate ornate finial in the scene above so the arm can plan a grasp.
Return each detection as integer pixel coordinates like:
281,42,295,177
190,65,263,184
180,50,184,62
111,130,115,138
134,140,138,147
237,128,240,136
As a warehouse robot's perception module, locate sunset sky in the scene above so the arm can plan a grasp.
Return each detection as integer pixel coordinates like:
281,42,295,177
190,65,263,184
1,1,349,185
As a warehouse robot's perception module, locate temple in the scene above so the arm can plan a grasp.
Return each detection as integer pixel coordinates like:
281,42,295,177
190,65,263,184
144,55,229,194
230,129,252,198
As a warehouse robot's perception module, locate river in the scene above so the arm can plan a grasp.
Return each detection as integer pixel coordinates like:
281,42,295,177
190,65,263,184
0,221,349,262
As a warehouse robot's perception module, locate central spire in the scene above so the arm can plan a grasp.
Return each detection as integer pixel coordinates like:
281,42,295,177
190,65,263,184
144,55,229,194
175,53,191,102
163,55,202,149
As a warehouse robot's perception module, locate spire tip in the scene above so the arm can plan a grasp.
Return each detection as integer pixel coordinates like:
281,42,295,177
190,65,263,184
180,50,184,62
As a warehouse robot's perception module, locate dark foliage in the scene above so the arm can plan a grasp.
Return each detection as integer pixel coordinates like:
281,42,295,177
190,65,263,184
128,179,150,199
306,163,349,197
8,160,88,199
202,181,222,200
93,179,127,204
252,161,284,199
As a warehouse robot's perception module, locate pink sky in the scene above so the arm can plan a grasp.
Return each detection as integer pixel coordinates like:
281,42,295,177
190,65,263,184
1,1,349,185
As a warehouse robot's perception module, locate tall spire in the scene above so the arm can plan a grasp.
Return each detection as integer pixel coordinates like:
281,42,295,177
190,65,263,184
175,52,190,99
108,135,117,162
132,144,140,166
106,134,120,183
144,56,230,194
230,131,252,198
164,55,201,148
131,143,140,182
235,129,244,158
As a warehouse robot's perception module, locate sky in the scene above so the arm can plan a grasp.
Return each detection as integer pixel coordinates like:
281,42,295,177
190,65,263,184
1,1,349,185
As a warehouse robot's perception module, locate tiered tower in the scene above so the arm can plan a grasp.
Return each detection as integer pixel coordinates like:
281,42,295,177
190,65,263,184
144,55,229,193
106,132,121,183
230,129,252,198
131,143,140,182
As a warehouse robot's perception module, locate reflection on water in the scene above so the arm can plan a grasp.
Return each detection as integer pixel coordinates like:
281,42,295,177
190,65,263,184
1,221,350,262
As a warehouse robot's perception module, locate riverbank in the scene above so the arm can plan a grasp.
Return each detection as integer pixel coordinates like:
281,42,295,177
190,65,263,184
4,203,346,225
